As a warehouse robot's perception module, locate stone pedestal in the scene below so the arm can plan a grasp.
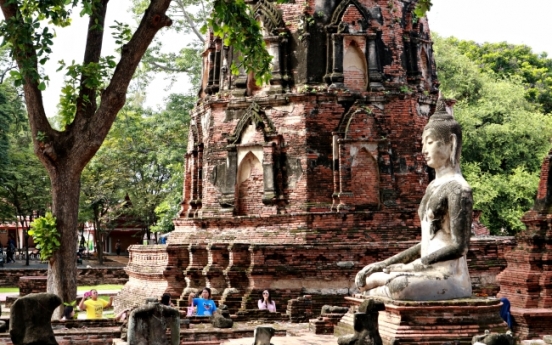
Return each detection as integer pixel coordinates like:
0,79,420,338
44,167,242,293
337,296,507,345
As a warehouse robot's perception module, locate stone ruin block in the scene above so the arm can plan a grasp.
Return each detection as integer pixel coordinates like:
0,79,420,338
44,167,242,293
253,326,275,345
10,293,61,345
211,304,233,328
127,303,180,345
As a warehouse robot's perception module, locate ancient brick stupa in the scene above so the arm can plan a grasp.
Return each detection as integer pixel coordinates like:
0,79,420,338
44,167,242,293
117,0,510,316
497,149,552,339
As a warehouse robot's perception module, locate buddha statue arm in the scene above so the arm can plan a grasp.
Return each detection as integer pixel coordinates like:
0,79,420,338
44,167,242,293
382,242,422,266
421,186,473,266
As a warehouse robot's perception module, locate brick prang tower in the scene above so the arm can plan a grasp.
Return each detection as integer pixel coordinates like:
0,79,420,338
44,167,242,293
116,0,510,316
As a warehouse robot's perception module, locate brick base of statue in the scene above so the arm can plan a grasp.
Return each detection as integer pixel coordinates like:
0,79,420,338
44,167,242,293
336,295,508,345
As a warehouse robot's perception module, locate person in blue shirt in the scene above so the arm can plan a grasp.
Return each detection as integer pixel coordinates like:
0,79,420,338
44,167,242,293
191,287,217,316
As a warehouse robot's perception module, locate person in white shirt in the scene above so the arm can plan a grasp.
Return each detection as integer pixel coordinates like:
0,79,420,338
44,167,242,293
258,290,276,312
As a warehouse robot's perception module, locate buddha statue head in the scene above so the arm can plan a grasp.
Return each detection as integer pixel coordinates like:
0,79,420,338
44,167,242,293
422,97,462,169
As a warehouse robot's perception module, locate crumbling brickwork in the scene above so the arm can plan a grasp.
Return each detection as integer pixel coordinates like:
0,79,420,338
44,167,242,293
497,149,552,339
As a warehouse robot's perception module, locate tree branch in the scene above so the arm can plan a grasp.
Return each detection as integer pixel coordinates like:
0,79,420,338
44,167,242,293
147,60,190,73
81,0,173,166
0,63,17,84
74,0,109,120
174,0,205,43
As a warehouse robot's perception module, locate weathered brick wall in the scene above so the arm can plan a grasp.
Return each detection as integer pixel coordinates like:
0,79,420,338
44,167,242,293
120,237,514,316
187,94,429,220
342,4,363,23
0,268,128,287
18,276,47,295
173,210,422,245
115,244,187,313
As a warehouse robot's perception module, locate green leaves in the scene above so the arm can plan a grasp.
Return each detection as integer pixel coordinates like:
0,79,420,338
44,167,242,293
206,0,273,85
79,93,193,237
56,56,117,128
110,21,133,47
413,0,432,18
29,212,61,261
0,78,50,226
0,0,76,87
434,35,552,235
63,300,77,307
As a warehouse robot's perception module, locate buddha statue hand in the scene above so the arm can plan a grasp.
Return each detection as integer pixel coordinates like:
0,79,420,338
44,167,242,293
355,262,387,290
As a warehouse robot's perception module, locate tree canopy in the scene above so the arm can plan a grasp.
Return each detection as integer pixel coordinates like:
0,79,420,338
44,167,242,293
81,92,193,242
0,0,175,310
0,60,50,241
444,38,552,114
434,34,552,234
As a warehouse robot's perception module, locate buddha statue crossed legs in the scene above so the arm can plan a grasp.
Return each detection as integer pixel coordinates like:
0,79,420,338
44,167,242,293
355,99,473,301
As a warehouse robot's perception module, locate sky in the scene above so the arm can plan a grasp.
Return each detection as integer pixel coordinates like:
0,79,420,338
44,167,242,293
428,0,552,57
3,0,552,116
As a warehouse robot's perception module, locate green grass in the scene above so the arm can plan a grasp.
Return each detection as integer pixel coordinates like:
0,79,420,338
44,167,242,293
0,284,123,294
0,287,18,293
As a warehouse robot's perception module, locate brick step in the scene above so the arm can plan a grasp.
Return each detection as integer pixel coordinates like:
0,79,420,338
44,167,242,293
333,312,355,337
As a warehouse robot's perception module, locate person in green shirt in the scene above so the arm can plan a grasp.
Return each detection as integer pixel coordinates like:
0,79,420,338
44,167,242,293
78,289,114,319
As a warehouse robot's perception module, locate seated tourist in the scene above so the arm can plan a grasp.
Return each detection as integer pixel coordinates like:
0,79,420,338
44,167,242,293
258,290,276,312
160,293,175,307
190,287,217,316
61,306,75,321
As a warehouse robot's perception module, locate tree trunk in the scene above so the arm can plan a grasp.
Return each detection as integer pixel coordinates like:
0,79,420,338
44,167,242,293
1,0,174,319
93,204,104,265
47,169,80,312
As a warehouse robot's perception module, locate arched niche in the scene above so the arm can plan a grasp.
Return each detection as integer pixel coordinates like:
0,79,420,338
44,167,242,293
237,152,264,215
344,110,377,140
218,102,283,210
247,0,289,94
343,40,368,92
332,103,382,211
325,0,383,90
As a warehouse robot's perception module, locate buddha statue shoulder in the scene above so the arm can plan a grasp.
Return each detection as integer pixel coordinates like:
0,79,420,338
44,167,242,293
354,98,473,301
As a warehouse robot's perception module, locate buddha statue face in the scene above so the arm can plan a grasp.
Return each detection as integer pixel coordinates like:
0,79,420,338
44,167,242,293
421,129,453,169
422,104,463,170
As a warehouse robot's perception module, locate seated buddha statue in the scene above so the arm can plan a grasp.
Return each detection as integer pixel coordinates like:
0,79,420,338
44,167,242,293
355,98,473,301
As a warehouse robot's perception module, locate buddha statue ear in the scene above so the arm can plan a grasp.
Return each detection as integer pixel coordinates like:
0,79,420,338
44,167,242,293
450,134,457,167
